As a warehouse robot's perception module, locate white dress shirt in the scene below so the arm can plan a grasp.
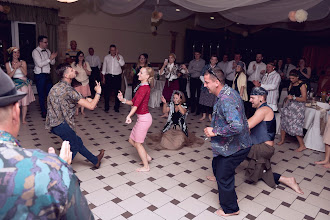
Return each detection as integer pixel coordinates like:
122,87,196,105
85,55,101,69
32,46,55,74
247,61,266,82
225,60,246,81
283,64,296,79
217,61,228,73
261,70,281,111
101,54,125,75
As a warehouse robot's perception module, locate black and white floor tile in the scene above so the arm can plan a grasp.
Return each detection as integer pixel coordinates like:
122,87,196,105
19,99,330,220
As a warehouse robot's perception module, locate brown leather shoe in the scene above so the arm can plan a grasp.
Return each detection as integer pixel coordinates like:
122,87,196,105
94,149,105,169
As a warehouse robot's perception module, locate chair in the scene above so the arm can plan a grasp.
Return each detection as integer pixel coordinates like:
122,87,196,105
123,75,132,100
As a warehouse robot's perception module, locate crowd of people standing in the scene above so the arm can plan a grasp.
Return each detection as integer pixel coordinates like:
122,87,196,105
1,34,329,218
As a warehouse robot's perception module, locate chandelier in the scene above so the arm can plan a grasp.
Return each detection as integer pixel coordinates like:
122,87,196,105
57,0,78,3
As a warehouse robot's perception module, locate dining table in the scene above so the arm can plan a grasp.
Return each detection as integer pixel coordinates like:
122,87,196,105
276,101,329,152
303,102,329,152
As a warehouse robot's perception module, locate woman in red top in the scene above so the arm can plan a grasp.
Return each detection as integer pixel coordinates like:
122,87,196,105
118,67,154,172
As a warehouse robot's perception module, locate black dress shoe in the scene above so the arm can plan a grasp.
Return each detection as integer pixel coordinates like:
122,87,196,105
94,149,105,169
114,109,119,113
104,109,109,113
41,112,46,118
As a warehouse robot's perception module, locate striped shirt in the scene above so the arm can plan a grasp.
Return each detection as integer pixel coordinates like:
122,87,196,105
261,71,281,111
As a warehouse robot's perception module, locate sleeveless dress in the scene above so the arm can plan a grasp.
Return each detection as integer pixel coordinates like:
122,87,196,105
9,62,35,106
280,82,306,136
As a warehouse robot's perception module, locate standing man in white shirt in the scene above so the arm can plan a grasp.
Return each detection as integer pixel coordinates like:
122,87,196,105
225,52,246,87
32,35,57,118
246,53,266,117
188,51,205,115
217,54,229,73
253,62,281,111
85,47,101,98
102,44,125,113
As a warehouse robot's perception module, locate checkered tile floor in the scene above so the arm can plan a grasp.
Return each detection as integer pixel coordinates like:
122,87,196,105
19,99,330,220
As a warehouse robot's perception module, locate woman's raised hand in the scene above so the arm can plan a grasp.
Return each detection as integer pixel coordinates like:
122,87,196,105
161,95,166,104
117,90,124,102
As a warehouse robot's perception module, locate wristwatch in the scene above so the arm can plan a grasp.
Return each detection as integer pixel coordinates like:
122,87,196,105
293,95,296,100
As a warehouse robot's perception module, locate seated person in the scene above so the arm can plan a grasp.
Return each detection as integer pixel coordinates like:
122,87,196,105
146,91,203,150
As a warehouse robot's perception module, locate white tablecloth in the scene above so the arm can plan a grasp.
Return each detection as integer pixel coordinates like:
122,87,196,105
148,79,165,108
276,106,328,152
303,107,328,152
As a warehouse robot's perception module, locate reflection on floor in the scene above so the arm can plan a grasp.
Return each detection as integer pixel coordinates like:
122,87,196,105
19,100,330,220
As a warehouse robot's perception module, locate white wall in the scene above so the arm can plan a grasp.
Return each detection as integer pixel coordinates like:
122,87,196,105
67,9,194,63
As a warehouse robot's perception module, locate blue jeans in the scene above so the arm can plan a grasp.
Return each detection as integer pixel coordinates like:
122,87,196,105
51,121,98,165
35,73,53,114
212,148,251,214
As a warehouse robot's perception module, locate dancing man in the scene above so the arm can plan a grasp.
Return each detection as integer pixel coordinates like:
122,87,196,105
118,67,154,172
46,63,105,168
203,68,252,217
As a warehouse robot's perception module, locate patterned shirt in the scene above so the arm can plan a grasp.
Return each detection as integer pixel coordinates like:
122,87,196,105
46,81,83,130
65,48,81,61
211,84,252,157
260,70,281,111
0,130,93,220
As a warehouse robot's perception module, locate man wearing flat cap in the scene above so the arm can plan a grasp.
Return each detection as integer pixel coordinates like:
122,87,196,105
0,70,93,219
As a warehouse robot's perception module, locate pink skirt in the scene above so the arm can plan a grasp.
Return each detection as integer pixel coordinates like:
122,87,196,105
130,113,152,143
18,81,35,106
75,84,91,97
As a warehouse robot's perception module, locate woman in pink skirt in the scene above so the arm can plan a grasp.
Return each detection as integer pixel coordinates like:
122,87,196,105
71,51,91,115
5,47,35,124
118,67,155,172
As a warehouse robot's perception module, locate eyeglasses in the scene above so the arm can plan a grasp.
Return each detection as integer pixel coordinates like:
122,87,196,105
207,68,221,81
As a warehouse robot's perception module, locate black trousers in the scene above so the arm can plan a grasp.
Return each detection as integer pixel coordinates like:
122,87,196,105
212,148,250,214
201,105,212,114
246,81,256,118
89,67,101,98
104,74,121,111
225,79,233,87
179,78,188,101
189,77,202,113
278,79,290,103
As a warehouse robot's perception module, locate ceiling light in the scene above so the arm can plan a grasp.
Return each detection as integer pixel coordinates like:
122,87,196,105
176,8,181,12
57,0,78,3
210,16,215,20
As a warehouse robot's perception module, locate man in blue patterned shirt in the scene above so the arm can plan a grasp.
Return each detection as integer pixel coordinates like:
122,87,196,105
0,71,93,219
204,68,252,217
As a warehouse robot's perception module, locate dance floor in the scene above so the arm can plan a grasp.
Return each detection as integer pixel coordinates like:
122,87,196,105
19,99,330,220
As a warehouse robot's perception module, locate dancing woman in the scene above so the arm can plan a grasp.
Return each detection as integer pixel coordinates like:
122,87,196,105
118,67,154,172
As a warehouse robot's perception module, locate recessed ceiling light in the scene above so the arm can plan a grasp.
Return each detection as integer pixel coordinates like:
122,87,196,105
237,22,240,24
210,16,215,20
176,8,181,12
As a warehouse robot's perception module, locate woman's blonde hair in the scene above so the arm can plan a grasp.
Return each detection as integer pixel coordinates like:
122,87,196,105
142,67,155,88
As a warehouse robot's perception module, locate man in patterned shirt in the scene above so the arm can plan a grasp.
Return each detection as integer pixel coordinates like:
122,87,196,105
46,63,105,168
0,71,93,219
203,68,252,217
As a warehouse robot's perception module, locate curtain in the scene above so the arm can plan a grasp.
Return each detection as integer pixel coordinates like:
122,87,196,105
0,1,59,83
1,2,59,48
303,46,330,76
95,0,329,27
